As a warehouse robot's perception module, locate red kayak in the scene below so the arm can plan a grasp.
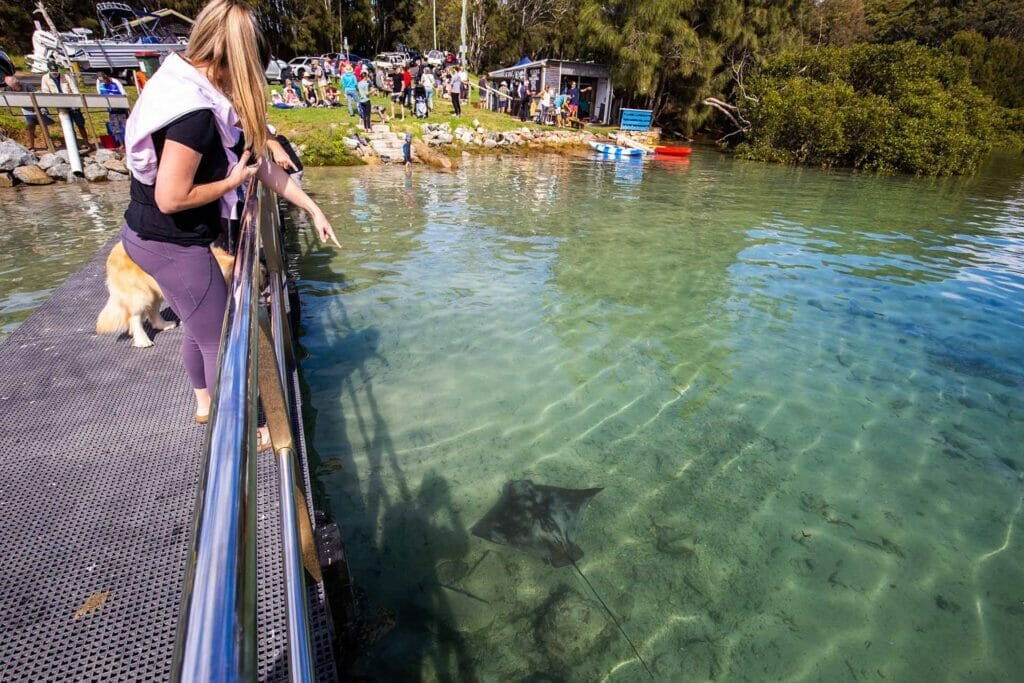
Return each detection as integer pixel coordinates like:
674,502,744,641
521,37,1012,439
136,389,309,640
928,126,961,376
654,145,693,156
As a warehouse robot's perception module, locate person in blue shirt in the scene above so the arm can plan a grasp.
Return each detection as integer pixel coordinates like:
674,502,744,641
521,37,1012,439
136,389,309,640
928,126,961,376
341,65,358,116
553,92,568,127
96,71,129,148
565,80,592,118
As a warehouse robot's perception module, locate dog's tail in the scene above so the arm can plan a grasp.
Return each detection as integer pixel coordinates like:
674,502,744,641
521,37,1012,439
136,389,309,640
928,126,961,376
95,297,127,335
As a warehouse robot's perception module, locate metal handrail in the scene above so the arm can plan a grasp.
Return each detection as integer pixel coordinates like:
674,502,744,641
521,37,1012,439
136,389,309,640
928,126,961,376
172,179,316,682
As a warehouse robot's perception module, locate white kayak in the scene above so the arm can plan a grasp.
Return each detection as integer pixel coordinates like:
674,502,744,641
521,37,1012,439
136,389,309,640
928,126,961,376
589,141,646,158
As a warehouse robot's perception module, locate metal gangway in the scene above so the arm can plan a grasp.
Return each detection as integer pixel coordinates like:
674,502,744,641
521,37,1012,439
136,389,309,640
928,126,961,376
0,180,338,680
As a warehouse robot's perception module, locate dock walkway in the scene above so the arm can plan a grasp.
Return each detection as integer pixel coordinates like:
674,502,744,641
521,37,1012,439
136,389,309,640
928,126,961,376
0,241,335,681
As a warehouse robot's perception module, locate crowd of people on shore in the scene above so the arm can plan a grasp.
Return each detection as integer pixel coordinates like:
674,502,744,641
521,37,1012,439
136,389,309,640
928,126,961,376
269,56,475,124
267,55,592,132
3,50,593,153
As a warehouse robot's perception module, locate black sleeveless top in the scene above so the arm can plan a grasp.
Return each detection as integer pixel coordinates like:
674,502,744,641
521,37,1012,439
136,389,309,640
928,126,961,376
124,109,244,246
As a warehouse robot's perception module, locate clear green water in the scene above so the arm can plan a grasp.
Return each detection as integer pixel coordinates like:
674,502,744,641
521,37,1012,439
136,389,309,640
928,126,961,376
289,151,1024,681
3,151,1020,681
0,183,126,338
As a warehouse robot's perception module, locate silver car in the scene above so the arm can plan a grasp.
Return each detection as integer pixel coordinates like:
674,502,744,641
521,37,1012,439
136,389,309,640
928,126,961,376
264,58,287,83
287,56,319,78
425,49,445,67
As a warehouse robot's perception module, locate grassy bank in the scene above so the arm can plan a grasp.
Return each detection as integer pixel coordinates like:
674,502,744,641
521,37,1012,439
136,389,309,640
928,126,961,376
266,83,614,166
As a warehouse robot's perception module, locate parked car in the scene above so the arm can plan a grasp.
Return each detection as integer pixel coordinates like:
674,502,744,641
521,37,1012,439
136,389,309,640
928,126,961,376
425,49,445,67
264,57,288,83
373,52,407,71
287,56,318,78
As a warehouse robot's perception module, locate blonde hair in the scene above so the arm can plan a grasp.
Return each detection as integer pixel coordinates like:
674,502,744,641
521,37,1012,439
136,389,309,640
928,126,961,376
186,0,268,155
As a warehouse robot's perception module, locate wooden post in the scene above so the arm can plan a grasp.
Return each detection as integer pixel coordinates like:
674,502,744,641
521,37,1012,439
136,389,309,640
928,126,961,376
79,94,99,148
29,93,55,153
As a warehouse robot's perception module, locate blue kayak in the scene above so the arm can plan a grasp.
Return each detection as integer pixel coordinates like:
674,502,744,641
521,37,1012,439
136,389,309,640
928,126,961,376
589,141,646,158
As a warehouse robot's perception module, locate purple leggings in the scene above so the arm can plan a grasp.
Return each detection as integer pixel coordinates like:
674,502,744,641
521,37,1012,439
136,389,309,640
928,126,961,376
121,225,227,391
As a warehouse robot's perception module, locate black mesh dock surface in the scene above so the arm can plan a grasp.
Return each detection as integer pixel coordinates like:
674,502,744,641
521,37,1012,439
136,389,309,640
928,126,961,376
0,241,335,681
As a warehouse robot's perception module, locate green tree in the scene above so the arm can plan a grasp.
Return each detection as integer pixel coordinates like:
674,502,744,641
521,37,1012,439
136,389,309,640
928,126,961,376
734,43,997,175
803,0,870,47
944,30,1024,109
865,0,1024,44
578,0,803,134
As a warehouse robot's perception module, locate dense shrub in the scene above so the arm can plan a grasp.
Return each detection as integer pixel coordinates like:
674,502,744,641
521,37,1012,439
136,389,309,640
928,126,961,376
736,43,997,175
294,129,363,167
944,31,1024,109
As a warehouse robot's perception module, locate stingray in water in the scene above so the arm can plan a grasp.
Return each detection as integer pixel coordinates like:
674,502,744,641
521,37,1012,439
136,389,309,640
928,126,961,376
471,480,653,678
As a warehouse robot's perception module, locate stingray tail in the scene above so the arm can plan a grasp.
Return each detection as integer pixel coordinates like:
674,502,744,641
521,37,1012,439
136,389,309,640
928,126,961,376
572,560,654,679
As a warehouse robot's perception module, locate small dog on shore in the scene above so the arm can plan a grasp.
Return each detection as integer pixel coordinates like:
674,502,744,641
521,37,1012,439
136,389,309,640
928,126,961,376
96,242,234,348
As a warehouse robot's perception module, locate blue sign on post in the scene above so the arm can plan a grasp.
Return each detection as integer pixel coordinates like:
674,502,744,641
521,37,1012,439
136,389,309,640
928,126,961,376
619,108,653,131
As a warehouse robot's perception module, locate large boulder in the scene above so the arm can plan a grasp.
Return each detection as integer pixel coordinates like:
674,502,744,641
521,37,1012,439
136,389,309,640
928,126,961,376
107,170,130,181
37,152,63,171
83,163,108,182
93,148,119,164
0,139,34,171
45,162,71,179
102,158,128,174
12,164,55,185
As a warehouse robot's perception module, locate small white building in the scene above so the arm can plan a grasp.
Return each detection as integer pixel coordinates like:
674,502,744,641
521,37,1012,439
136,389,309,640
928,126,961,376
487,59,613,124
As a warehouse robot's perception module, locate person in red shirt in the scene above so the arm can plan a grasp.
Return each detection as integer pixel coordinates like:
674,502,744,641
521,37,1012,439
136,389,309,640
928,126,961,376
402,65,413,108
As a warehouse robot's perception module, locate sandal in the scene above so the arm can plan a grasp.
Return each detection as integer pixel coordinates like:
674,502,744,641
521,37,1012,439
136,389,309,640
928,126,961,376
195,411,209,424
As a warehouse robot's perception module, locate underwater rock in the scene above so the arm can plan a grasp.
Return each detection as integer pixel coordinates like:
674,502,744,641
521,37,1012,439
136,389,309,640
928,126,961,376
934,594,961,613
534,586,612,661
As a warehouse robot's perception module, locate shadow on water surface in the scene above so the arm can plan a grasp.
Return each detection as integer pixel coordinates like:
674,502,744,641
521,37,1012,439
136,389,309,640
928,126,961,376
286,211,476,680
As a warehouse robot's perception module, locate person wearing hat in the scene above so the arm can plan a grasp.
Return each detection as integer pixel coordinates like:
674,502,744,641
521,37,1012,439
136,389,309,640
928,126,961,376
499,80,509,114
40,63,91,148
341,63,358,116
420,66,435,112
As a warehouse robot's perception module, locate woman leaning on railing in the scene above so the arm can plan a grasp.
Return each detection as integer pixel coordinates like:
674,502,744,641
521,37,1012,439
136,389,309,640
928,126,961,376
122,0,340,439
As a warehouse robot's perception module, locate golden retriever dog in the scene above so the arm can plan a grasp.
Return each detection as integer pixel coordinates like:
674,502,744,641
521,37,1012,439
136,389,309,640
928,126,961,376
96,242,234,348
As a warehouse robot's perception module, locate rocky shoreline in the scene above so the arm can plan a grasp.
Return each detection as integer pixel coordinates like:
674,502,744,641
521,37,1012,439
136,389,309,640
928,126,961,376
327,121,602,168
0,137,129,187
1,124,658,187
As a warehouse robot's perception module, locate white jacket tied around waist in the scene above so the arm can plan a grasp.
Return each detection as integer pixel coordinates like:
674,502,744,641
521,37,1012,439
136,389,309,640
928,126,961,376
125,53,241,220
